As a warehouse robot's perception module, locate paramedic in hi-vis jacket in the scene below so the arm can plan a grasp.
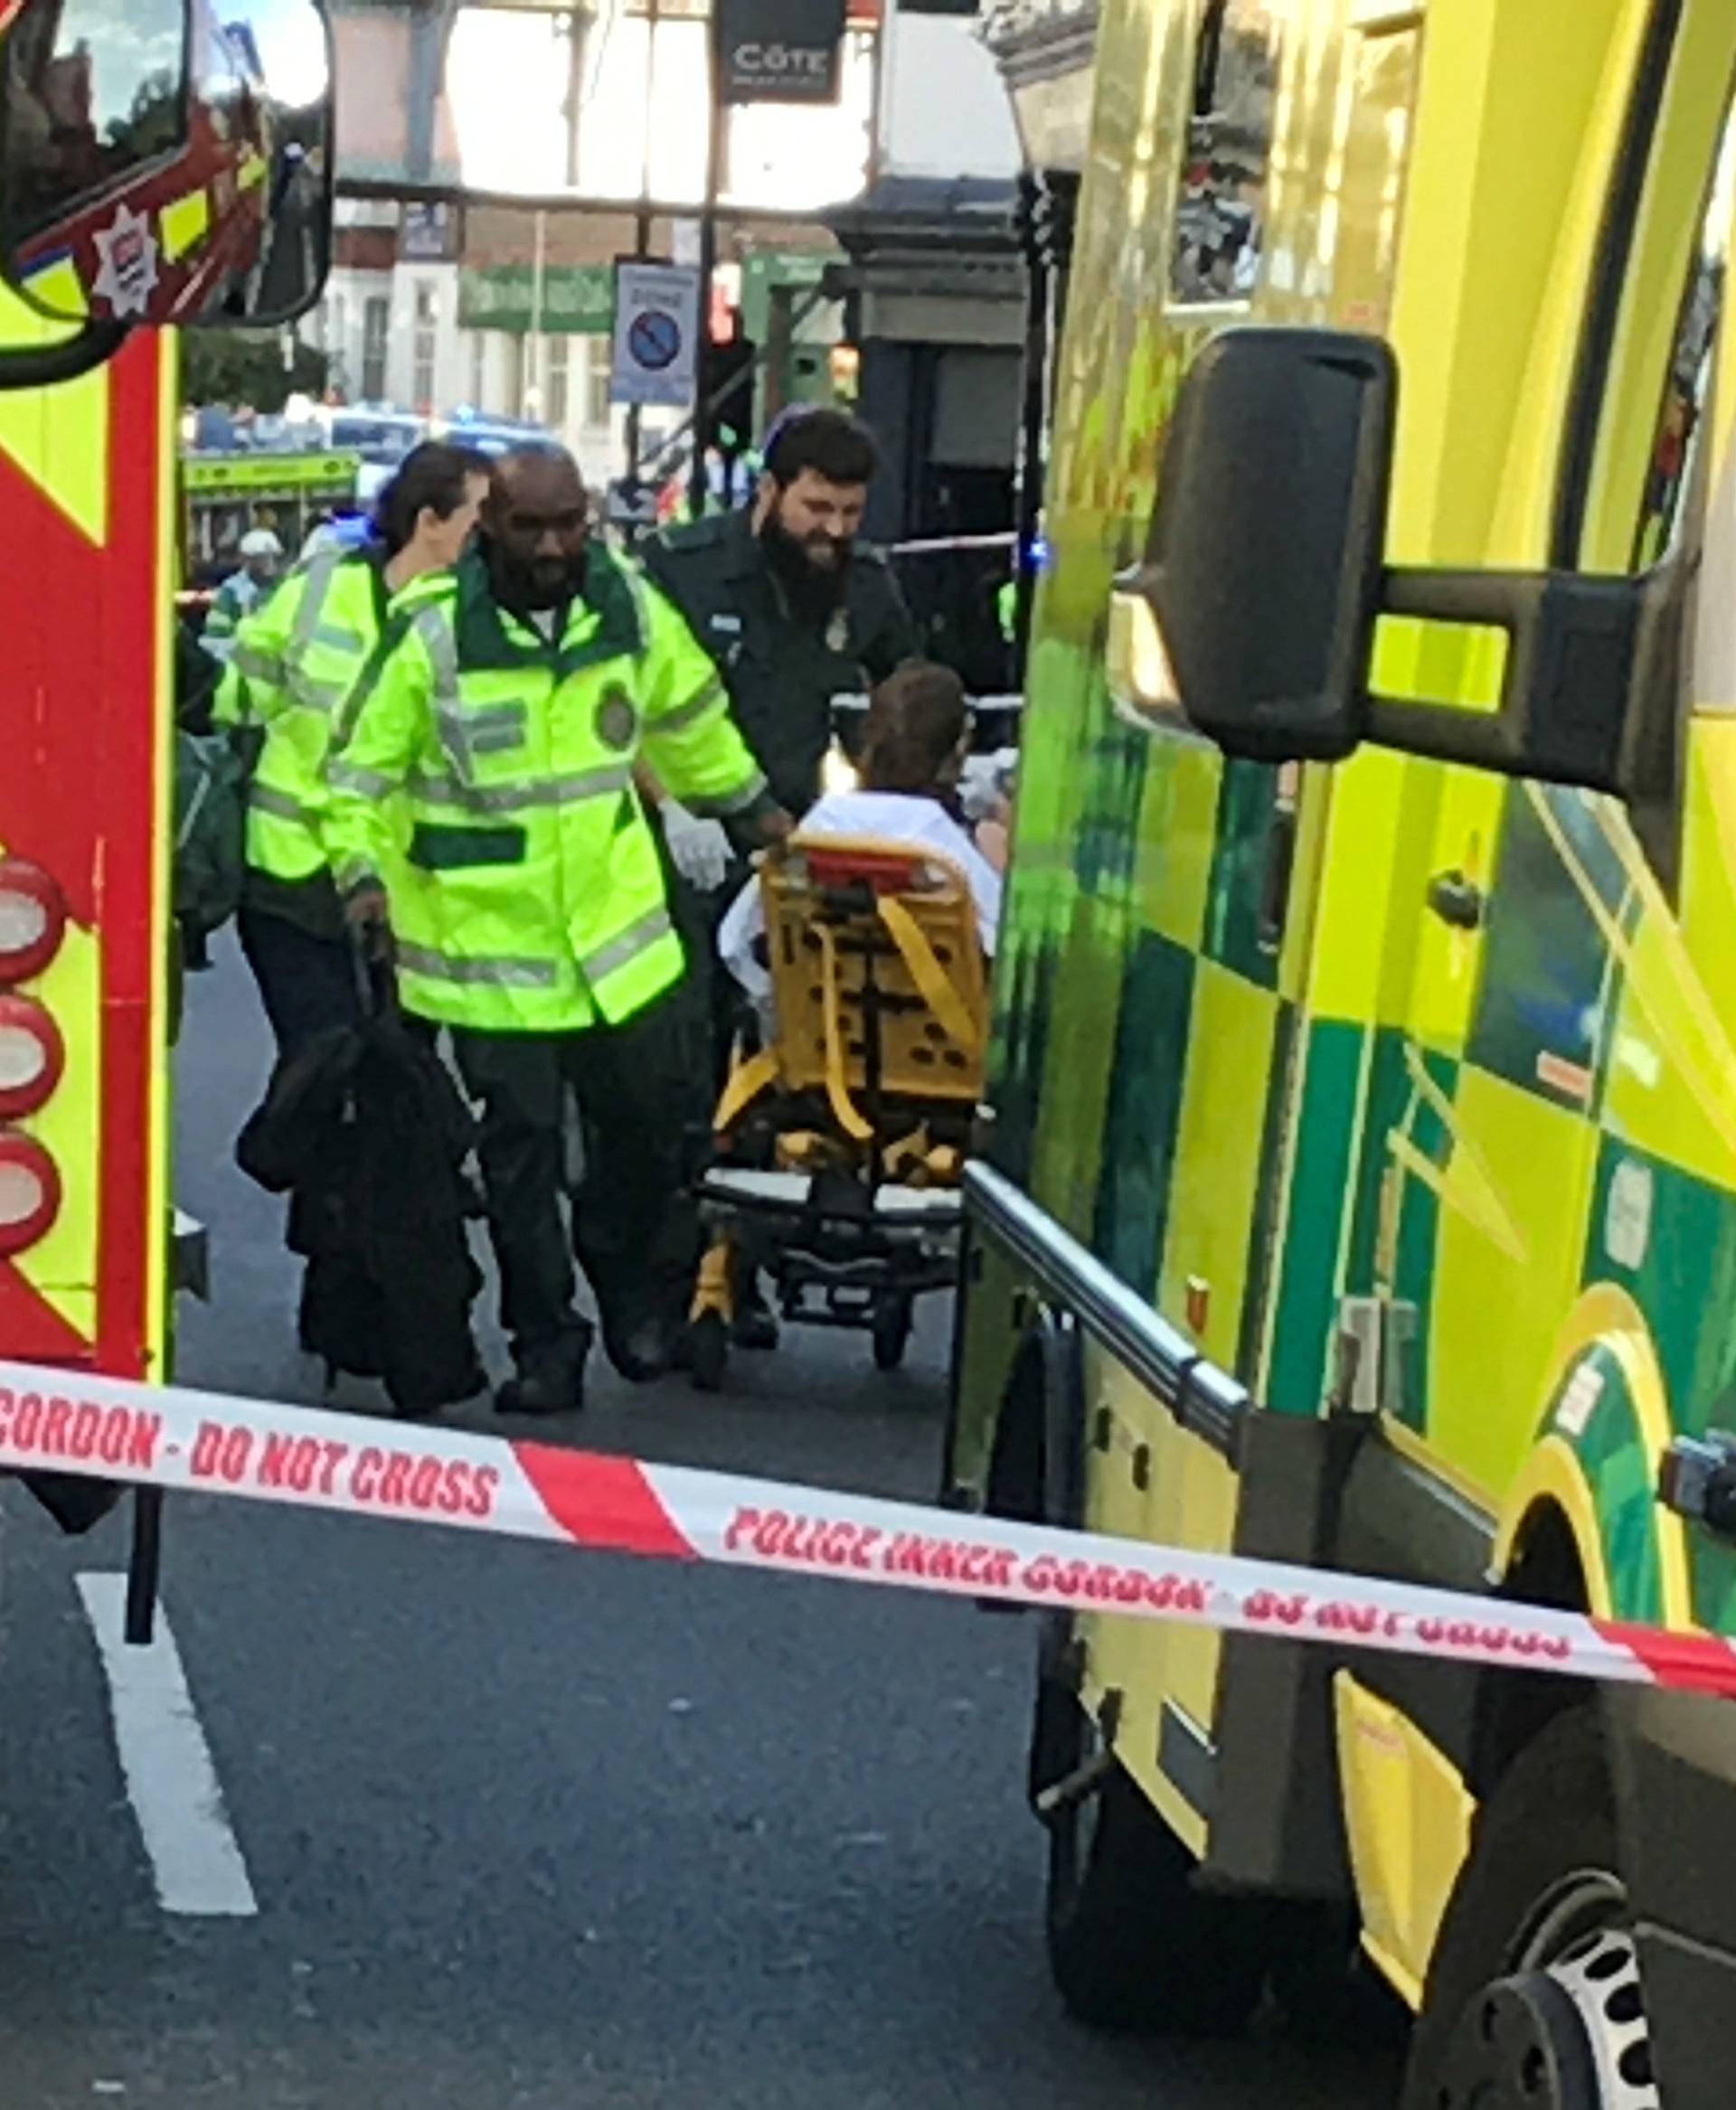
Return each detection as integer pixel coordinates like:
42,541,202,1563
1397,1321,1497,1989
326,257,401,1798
214,443,493,1056
324,449,790,1418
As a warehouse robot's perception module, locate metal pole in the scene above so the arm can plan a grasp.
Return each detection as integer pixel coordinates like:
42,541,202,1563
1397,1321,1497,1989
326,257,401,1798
689,0,726,521
564,3,589,189
625,0,660,489
528,205,547,419
1012,174,1047,677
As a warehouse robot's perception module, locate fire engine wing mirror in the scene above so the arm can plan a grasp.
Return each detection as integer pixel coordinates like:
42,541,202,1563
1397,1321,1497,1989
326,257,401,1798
0,0,333,331
1124,328,1397,763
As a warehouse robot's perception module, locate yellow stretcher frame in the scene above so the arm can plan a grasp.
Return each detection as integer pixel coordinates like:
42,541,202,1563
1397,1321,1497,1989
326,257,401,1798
688,834,990,1388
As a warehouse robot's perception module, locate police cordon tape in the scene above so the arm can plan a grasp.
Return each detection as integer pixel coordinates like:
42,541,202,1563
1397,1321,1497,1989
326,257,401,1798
1,1356,1732,1699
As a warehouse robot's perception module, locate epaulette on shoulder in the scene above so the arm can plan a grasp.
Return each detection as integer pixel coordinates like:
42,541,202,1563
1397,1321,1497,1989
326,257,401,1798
656,513,731,555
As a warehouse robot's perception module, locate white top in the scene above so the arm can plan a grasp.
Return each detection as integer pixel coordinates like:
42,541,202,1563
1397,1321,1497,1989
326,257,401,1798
718,789,1003,1003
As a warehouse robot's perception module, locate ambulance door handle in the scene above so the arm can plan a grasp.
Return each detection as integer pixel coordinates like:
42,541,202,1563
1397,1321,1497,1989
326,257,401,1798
1426,870,1485,931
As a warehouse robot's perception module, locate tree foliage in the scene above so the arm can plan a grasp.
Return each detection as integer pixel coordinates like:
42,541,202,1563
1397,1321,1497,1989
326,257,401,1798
180,332,330,414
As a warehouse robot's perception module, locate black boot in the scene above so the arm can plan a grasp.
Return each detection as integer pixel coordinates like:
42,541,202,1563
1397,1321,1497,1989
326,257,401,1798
599,1306,674,1384
495,1321,593,1418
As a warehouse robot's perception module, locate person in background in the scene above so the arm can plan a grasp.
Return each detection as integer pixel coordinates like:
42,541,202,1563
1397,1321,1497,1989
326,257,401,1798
213,442,492,1057
720,661,1002,1019
324,449,791,1416
643,407,918,824
202,527,286,664
642,407,919,1346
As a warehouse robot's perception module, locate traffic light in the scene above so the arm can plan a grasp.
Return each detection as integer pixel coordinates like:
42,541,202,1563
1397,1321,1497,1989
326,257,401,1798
700,320,759,466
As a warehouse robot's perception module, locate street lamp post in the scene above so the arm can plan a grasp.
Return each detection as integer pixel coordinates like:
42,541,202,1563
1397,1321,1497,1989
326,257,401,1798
688,1,727,521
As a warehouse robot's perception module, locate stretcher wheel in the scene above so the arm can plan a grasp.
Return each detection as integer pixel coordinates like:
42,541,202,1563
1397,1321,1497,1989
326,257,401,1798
871,1293,914,1371
687,1311,729,1393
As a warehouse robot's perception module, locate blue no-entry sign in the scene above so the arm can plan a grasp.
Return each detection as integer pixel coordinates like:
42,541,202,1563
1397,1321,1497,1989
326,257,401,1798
611,264,702,410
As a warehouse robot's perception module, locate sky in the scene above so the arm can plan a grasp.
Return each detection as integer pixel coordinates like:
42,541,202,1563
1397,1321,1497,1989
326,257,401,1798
249,0,331,110
443,6,876,210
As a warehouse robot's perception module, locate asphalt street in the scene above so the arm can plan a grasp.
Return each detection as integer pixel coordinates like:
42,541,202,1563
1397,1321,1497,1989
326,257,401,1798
0,938,1403,2108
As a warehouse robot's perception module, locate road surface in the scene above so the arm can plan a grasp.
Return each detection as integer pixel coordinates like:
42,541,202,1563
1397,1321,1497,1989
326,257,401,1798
0,940,1403,2107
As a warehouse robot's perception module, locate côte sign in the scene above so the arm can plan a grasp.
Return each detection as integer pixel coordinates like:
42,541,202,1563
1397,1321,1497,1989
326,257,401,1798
715,0,848,104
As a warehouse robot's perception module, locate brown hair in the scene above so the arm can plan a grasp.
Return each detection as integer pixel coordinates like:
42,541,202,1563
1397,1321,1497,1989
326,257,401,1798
859,662,968,795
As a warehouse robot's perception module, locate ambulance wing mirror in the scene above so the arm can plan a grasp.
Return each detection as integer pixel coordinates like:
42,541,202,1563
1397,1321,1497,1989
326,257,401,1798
1358,567,1666,796
0,0,333,331
1124,328,1396,763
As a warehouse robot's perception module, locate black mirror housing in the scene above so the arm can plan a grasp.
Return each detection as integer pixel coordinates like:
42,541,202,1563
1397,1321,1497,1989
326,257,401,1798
1140,329,1398,764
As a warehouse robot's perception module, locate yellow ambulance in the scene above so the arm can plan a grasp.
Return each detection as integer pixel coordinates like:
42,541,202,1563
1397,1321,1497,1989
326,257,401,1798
949,3,1736,2103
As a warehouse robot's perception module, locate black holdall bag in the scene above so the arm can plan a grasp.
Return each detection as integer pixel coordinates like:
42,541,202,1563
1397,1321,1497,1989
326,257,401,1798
237,963,486,1416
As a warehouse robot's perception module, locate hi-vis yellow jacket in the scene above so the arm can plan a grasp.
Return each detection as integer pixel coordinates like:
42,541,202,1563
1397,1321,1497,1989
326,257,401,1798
324,544,770,1033
214,546,441,885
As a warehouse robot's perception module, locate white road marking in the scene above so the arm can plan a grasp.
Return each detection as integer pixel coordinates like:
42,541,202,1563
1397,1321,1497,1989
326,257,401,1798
76,1573,259,1918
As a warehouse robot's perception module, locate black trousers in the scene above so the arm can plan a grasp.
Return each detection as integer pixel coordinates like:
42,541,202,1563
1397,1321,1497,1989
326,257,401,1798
448,987,710,1360
238,905,360,1059
665,859,757,1100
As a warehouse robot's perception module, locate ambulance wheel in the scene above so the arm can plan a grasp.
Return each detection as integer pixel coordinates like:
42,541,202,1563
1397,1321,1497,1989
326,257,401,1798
1042,1702,1270,2034
871,1293,913,1371
1401,1708,1655,2110
687,1312,729,1393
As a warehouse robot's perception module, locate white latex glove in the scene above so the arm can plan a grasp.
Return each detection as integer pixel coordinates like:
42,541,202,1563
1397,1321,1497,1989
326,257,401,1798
662,799,732,893
958,749,1017,824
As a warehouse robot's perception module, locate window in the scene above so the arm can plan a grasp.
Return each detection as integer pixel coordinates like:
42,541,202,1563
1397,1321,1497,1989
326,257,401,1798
4,0,186,238
546,334,570,429
413,283,438,411
361,295,390,400
1168,0,1282,306
1632,118,1734,573
586,354,613,430
1620,96,1735,883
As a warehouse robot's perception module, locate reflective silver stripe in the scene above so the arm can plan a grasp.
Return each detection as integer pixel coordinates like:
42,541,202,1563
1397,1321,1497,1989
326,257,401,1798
232,643,283,685
467,704,527,755
407,765,630,815
395,941,558,990
289,548,347,658
297,673,352,711
412,603,475,785
618,561,653,655
328,760,400,800
686,771,769,820
580,905,673,984
654,675,727,738
313,621,366,654
250,782,312,824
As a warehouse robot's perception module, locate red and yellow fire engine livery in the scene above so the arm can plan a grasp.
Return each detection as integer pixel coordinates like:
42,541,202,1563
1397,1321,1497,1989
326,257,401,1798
0,278,175,1379
6,0,269,327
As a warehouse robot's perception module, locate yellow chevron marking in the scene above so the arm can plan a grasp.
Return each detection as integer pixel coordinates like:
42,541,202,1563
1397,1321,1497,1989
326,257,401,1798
0,284,109,544
22,252,88,320
160,189,212,264
1531,788,1736,1177
1386,1042,1529,1264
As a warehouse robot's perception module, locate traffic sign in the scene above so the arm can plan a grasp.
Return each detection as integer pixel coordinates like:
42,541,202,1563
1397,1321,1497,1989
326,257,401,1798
610,262,702,410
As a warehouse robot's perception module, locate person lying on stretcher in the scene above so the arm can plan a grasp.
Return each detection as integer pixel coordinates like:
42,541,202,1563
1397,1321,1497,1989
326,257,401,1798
717,660,1004,1030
